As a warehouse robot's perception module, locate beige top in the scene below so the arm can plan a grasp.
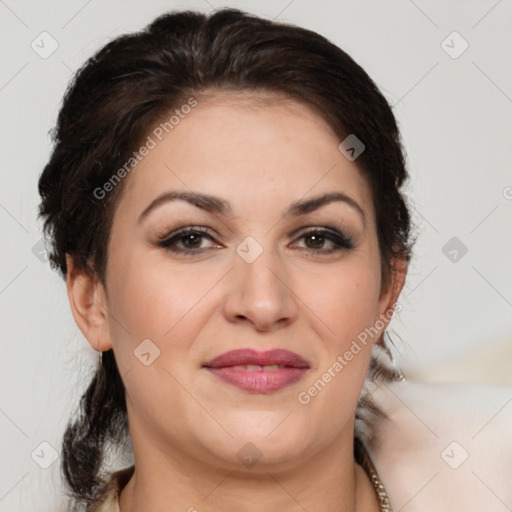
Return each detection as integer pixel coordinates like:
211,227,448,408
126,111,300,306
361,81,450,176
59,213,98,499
90,380,512,511
92,465,134,512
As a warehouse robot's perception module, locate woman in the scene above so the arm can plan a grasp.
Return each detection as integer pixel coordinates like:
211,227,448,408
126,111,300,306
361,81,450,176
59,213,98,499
37,8,510,512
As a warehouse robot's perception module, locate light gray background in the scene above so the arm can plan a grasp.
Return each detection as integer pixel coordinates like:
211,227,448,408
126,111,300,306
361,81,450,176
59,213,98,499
1,0,511,510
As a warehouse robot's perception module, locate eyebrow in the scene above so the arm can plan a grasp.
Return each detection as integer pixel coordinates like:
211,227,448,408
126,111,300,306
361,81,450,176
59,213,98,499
138,190,366,226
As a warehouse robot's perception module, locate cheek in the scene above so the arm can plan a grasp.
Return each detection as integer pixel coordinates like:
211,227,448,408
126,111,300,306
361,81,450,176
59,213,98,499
293,263,381,437
106,251,223,353
300,258,382,350
104,254,218,419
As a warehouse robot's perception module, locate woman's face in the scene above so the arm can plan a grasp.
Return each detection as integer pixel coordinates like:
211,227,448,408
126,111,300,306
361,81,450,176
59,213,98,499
83,92,402,471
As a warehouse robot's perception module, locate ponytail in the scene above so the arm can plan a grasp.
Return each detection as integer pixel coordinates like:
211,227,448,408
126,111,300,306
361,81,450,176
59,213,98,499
61,350,128,511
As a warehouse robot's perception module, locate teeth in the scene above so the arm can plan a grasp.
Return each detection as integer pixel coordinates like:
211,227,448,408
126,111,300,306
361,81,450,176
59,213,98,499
231,364,281,371
245,365,263,371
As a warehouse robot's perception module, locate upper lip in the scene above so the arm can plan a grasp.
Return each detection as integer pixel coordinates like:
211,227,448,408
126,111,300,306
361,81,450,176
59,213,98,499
203,349,310,369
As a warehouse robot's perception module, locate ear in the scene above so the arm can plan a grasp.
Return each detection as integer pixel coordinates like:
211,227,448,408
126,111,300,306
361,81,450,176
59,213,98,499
65,254,113,352
375,254,408,334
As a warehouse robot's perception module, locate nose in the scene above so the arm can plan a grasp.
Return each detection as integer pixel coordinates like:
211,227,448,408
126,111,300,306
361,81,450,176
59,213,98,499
222,242,298,332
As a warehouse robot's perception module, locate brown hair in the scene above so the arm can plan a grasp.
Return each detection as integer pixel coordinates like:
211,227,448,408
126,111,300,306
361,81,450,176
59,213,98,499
37,8,413,510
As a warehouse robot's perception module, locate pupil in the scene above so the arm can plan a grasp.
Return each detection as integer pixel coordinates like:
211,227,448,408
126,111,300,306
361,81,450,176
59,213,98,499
307,234,323,248
184,234,200,247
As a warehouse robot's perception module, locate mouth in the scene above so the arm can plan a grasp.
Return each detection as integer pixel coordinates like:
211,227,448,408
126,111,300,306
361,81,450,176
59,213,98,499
203,348,310,393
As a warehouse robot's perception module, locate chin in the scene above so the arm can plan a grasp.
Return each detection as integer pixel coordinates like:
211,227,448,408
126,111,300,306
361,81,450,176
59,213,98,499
217,438,308,473
211,412,312,467
222,408,299,437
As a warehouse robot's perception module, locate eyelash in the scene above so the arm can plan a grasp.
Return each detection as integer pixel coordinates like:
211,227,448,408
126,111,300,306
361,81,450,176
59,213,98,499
156,226,354,255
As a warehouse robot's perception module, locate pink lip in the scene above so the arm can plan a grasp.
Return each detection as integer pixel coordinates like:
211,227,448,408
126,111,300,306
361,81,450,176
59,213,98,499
203,349,310,393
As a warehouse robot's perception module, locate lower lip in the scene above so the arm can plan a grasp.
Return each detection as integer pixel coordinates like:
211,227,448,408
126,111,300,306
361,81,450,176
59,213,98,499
206,367,308,393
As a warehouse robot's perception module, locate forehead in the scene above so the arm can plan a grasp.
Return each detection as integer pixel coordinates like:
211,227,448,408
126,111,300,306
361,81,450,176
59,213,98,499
115,91,374,221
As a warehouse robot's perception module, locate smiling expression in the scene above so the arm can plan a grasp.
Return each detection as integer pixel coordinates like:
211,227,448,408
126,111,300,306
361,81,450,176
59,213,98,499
86,90,399,471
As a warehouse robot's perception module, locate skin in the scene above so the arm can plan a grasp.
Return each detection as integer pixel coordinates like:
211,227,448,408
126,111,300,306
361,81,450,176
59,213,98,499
66,90,407,512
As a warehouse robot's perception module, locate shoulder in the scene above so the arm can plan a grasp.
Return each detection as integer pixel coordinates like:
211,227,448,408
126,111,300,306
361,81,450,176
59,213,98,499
367,379,512,511
89,466,134,512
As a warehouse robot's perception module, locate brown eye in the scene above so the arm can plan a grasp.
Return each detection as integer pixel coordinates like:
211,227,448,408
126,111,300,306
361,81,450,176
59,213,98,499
157,227,220,253
180,233,202,249
304,232,325,249
294,228,354,253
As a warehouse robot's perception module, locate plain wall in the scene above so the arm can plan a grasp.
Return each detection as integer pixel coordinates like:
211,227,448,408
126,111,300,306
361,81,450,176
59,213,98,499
1,0,511,510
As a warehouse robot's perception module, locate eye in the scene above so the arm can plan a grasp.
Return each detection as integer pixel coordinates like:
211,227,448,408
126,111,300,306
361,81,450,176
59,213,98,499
292,227,354,253
156,227,221,253
156,225,354,255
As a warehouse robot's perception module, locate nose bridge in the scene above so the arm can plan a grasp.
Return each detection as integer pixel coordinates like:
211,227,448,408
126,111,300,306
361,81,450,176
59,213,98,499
236,234,288,298
224,234,296,329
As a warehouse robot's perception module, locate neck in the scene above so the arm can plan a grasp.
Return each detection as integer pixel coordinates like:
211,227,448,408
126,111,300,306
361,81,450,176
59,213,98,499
118,427,380,512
